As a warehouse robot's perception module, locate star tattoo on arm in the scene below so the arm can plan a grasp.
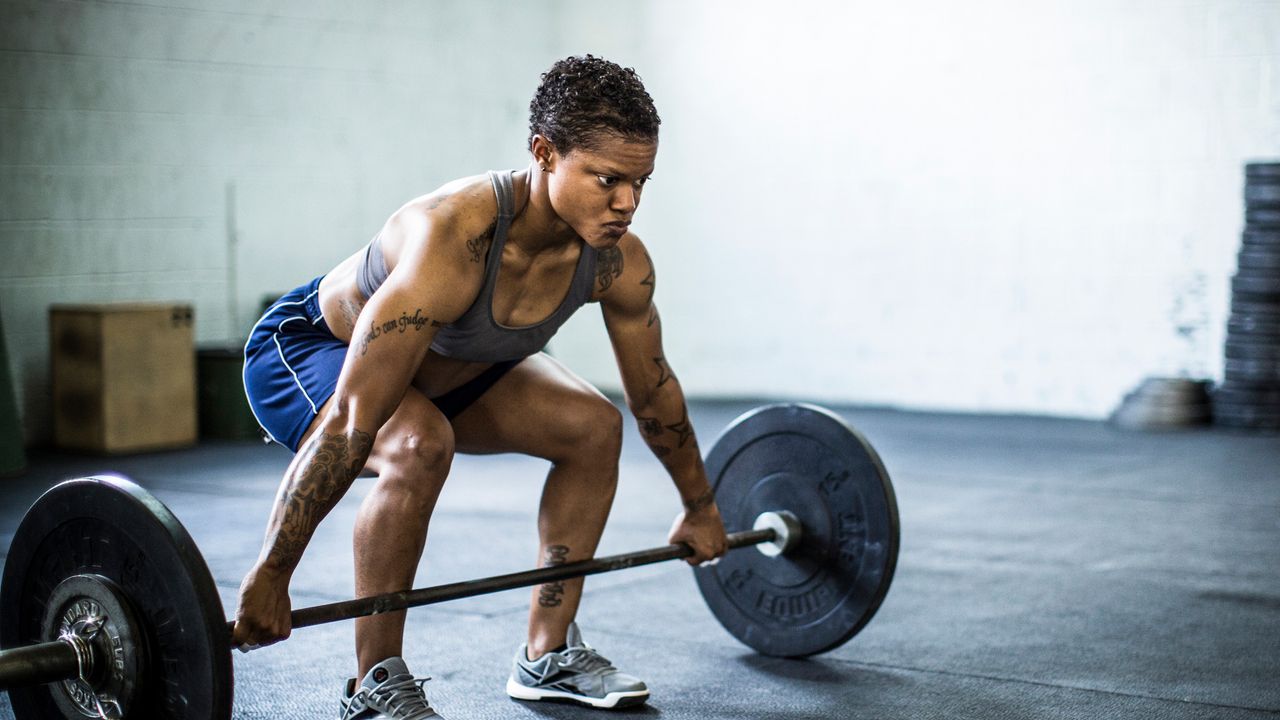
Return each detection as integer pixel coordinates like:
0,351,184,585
665,407,694,448
653,357,673,387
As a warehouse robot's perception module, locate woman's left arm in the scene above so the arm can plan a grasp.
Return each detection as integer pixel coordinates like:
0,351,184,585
597,234,727,564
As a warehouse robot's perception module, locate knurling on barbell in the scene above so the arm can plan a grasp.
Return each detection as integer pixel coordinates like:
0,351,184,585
0,403,899,720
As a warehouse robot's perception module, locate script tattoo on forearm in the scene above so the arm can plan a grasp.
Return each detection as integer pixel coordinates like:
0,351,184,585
538,544,571,607
466,220,496,263
357,309,446,356
267,429,373,568
595,247,624,293
683,487,716,513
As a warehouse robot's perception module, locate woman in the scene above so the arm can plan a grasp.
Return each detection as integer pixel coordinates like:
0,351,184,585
233,55,728,719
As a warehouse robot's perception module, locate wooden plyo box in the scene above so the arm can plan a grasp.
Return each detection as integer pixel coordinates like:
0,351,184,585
51,304,196,453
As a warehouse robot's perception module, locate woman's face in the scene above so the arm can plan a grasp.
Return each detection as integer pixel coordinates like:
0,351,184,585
542,134,657,249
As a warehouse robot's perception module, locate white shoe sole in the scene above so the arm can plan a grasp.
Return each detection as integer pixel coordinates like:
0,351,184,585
505,677,649,708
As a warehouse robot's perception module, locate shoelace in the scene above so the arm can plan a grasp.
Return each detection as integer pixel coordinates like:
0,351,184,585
339,697,366,720
347,676,435,720
559,646,616,676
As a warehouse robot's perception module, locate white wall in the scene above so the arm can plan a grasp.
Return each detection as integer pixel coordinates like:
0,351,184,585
2,1,1278,443
551,0,1280,417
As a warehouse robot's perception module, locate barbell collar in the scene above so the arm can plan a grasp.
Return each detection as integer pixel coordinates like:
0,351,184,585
752,510,803,557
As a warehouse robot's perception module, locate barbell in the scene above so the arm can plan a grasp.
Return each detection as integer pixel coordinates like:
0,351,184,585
0,403,900,719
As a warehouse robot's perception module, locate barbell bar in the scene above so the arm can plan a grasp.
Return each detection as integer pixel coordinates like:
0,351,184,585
0,516,793,692
0,403,900,719
282,513,793,632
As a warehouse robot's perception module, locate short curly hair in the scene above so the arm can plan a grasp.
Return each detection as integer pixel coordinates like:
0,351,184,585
528,55,661,155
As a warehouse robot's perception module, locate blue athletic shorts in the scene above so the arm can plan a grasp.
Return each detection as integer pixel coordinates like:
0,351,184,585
243,276,522,451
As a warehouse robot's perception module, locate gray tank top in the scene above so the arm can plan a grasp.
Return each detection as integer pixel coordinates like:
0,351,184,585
355,170,598,363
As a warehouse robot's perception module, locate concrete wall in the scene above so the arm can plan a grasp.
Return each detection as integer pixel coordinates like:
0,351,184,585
0,0,578,442
2,1,1278,443
552,0,1280,418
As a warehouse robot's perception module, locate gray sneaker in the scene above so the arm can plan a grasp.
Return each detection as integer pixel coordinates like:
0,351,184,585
339,656,442,719
506,623,649,709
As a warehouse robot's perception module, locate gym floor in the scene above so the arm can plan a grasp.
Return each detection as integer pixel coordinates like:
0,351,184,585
1,399,1278,720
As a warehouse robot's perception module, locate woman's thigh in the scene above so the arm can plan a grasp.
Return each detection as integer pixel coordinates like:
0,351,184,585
448,353,622,461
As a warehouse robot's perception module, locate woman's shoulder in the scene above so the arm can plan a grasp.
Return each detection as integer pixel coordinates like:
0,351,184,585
384,172,504,252
404,173,498,225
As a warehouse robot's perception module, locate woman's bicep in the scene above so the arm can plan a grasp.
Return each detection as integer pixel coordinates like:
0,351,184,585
330,217,484,430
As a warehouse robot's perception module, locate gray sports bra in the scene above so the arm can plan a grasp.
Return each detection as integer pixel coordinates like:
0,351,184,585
355,170,598,363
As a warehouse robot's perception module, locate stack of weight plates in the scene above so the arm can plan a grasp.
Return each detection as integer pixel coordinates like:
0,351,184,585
1110,377,1211,429
1216,161,1280,431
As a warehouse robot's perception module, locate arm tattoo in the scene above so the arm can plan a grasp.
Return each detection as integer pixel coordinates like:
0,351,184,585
595,246,624,293
466,220,496,264
538,544,571,607
646,305,659,328
266,429,374,568
339,297,365,332
639,249,655,304
637,367,686,457
357,309,446,356
358,322,380,356
638,415,663,438
665,407,694,448
639,414,675,458
423,192,452,211
683,487,716,513
653,357,674,387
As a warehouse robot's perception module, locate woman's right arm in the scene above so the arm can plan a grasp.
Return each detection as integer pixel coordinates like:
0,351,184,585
233,190,495,647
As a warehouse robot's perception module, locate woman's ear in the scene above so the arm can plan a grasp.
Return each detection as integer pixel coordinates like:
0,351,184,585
530,134,557,172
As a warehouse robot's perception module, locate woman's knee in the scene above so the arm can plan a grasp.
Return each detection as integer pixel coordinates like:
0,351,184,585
396,426,455,472
552,396,623,465
372,407,456,480
366,425,454,519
